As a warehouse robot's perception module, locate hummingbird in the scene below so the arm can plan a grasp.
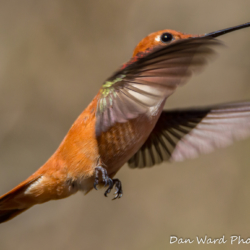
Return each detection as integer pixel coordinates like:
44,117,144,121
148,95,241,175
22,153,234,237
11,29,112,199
0,22,250,224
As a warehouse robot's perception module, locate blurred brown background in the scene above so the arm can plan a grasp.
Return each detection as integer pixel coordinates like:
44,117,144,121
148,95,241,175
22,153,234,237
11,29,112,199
0,0,250,249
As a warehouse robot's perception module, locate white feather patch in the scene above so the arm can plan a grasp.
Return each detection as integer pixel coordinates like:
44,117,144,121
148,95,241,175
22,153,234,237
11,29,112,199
24,176,44,195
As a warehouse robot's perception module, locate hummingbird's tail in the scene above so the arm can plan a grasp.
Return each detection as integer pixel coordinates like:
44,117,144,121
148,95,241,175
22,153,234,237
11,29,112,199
0,176,42,223
0,208,29,223
0,154,94,223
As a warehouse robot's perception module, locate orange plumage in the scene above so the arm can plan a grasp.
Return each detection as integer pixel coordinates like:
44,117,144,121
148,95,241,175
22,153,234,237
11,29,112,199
1,22,250,223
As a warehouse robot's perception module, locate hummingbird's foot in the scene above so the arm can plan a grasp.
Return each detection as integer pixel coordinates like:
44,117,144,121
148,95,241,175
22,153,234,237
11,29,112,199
94,166,113,190
104,178,122,199
93,166,123,199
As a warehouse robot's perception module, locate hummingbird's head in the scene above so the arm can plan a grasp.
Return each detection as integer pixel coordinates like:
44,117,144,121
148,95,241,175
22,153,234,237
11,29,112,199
133,22,250,58
133,29,196,57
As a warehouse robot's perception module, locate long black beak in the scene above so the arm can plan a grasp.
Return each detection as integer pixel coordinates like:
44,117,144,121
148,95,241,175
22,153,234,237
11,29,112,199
205,22,250,38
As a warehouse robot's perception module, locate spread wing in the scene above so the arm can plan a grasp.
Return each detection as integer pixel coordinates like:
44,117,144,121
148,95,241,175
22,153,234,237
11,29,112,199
95,37,221,136
128,102,250,168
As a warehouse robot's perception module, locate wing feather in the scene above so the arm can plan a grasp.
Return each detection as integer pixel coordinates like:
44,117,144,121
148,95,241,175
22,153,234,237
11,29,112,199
96,37,221,136
128,102,250,168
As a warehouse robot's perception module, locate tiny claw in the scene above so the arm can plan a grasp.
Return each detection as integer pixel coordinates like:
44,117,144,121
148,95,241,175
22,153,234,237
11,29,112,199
104,179,108,187
112,194,119,200
104,189,111,197
112,192,122,200
108,178,113,188
104,178,114,197
111,179,123,200
94,181,98,190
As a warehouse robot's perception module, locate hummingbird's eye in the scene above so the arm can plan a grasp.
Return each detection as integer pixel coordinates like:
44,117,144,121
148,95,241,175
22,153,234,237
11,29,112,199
160,32,173,43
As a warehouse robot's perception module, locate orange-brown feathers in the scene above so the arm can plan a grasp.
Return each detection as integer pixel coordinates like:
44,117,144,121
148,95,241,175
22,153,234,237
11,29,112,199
55,94,100,180
0,95,100,223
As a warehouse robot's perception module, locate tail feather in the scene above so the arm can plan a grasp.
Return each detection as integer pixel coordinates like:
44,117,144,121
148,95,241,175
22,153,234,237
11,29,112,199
0,208,28,223
0,176,41,223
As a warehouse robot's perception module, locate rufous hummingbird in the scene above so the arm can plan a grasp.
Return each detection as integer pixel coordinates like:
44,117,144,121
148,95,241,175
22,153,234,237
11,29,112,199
0,22,250,223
